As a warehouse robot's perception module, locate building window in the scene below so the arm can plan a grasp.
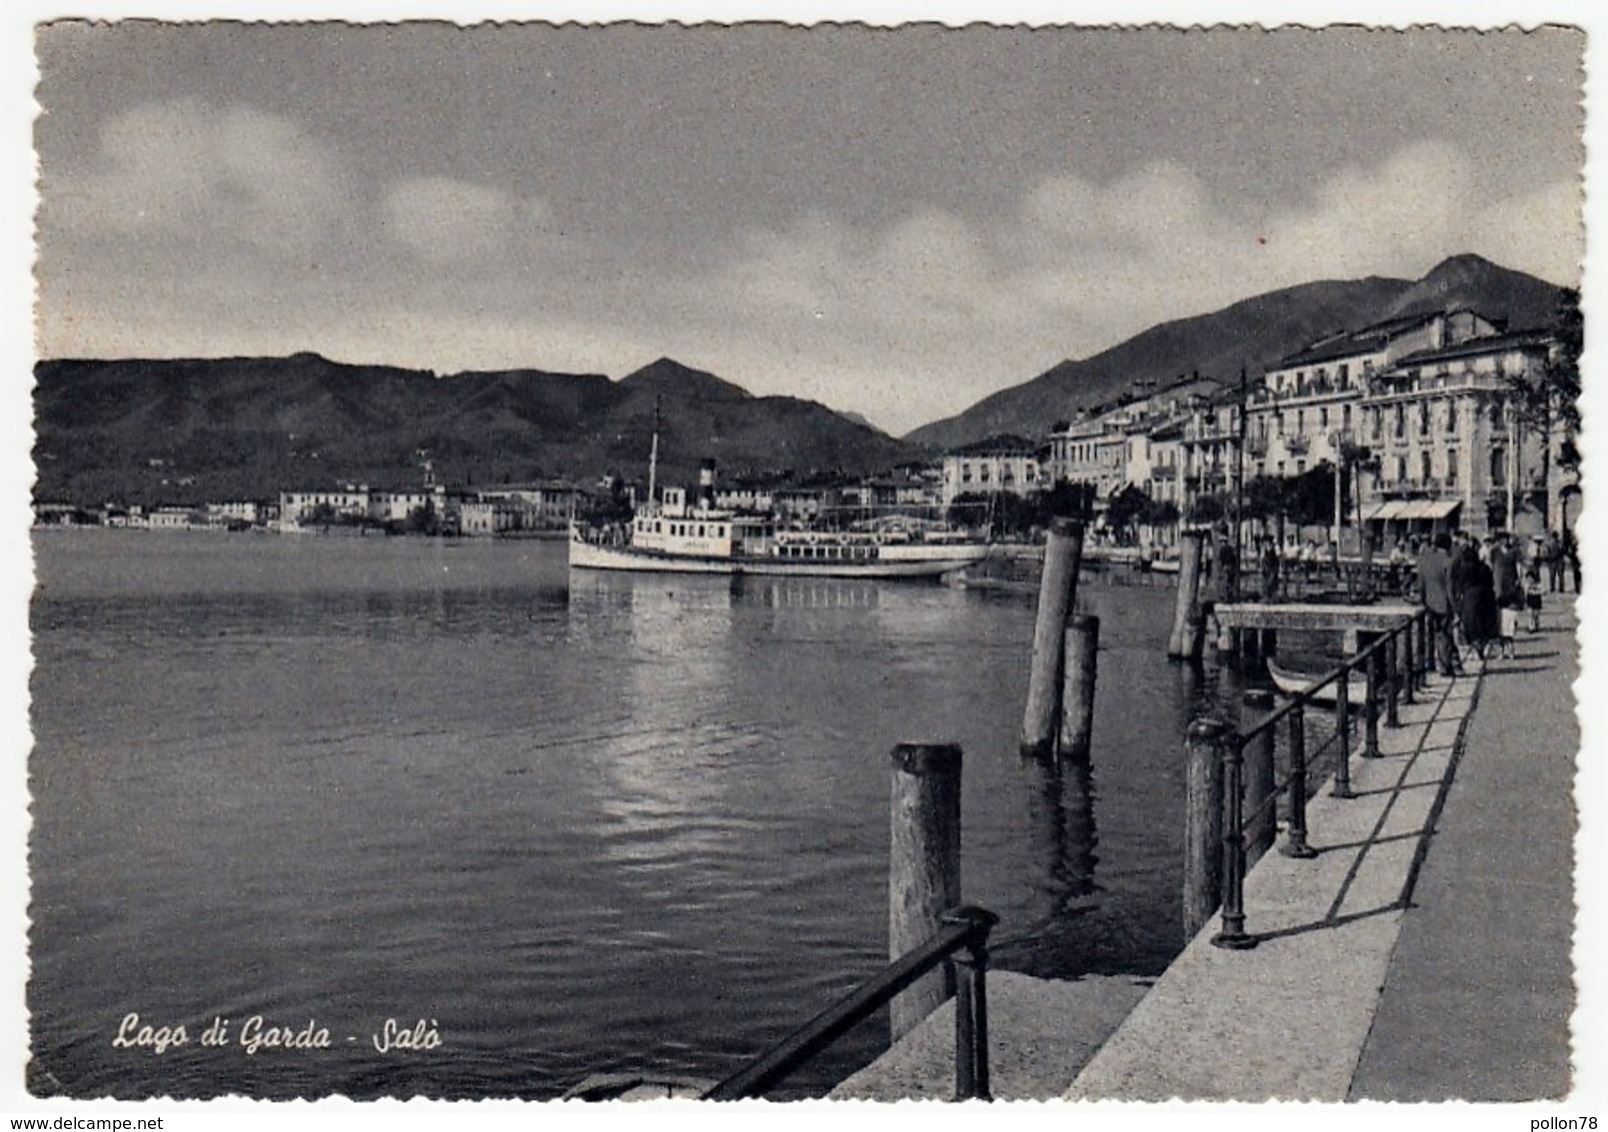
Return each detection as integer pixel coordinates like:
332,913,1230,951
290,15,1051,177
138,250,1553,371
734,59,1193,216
1446,449,1458,487
1319,406,1329,431
1396,456,1408,483
1420,451,1433,484
1394,404,1406,438
1418,402,1430,436
1446,403,1458,435
1491,448,1507,487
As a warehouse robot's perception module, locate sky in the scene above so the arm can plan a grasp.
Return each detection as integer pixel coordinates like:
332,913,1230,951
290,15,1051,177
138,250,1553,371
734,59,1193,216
29,22,1589,435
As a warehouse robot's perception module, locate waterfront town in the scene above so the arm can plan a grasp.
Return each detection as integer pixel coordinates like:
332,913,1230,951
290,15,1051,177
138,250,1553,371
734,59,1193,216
33,304,1583,562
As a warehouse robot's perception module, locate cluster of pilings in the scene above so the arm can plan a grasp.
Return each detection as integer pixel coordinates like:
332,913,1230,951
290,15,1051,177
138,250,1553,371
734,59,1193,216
1019,518,1098,761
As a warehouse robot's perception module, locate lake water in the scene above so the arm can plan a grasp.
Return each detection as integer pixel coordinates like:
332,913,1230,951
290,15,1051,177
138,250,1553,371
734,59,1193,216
28,530,1253,1100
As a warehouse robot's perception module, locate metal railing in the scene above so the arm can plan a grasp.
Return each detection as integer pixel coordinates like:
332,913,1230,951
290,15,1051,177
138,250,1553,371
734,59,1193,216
702,905,1000,1101
1200,608,1429,949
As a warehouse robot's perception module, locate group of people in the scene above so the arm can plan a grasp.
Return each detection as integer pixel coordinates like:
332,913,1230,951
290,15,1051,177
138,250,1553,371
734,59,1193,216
1415,529,1556,674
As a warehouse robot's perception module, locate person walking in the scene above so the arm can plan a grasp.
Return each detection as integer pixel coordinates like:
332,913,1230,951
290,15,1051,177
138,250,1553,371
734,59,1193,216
1260,538,1280,603
1492,533,1522,659
1544,530,1563,593
1416,532,1460,676
1525,557,1545,633
1456,541,1499,662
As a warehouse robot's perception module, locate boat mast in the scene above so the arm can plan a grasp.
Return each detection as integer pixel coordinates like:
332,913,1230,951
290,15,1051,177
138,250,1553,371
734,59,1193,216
647,393,661,506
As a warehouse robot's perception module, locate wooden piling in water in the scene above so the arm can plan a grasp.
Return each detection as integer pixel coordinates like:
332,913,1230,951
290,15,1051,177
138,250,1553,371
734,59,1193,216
1059,614,1099,763
1183,718,1228,938
1020,519,1085,756
888,742,962,1042
1167,530,1207,660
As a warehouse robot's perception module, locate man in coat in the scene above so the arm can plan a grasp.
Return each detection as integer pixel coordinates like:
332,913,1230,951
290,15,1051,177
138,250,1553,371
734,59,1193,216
1416,531,1459,676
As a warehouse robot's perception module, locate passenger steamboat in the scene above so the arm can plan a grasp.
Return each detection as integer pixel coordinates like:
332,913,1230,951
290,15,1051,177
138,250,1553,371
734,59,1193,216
568,457,990,579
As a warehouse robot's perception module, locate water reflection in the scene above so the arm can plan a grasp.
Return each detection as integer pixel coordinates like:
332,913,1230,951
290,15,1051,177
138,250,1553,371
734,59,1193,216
1018,753,1100,923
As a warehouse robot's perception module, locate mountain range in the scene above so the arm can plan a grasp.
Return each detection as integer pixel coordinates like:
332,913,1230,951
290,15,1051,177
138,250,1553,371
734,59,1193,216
33,254,1567,507
33,355,919,506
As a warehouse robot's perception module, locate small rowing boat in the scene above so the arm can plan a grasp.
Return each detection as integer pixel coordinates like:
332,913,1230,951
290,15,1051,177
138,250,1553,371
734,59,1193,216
1266,656,1368,708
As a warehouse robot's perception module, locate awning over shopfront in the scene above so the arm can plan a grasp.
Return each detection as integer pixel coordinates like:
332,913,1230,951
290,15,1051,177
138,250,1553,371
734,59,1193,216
1398,499,1462,521
1363,499,1462,522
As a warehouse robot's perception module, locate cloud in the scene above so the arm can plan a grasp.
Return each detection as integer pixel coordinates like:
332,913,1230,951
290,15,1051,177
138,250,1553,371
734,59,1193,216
679,139,1581,432
381,176,549,266
44,98,349,257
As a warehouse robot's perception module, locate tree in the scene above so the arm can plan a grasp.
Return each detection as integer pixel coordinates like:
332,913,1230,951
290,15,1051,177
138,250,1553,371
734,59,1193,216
1282,463,1336,527
595,475,635,524
1241,475,1288,522
1185,492,1226,525
1104,484,1154,540
1035,480,1096,524
1501,287,1582,527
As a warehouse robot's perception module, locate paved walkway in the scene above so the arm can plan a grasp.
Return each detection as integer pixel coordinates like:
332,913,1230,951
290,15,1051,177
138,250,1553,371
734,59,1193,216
1349,597,1577,1100
838,599,1579,1101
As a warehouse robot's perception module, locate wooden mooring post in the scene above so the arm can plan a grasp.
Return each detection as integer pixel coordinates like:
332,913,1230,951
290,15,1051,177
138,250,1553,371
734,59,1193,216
1241,689,1277,866
1058,614,1099,763
889,742,962,1041
1183,717,1228,938
1020,519,1085,756
1167,530,1207,660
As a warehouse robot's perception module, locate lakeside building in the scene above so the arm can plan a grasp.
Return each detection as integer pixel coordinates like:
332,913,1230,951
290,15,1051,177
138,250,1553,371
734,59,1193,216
1177,391,1245,515
1034,307,1574,546
941,435,1047,506
1357,327,1567,539
1047,413,1126,502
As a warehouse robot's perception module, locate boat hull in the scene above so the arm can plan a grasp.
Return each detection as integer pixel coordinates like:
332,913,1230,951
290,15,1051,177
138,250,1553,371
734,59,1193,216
568,536,990,578
1267,657,1368,708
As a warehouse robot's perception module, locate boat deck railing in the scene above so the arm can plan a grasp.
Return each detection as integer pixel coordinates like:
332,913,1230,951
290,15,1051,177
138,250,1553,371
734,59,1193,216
1193,607,1430,950
700,906,999,1101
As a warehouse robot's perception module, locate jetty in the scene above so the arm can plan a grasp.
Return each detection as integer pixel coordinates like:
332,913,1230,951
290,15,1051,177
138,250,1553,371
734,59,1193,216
832,595,1578,1102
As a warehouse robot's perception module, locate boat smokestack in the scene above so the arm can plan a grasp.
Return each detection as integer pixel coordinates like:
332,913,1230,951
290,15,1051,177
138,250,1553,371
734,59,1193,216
699,459,717,508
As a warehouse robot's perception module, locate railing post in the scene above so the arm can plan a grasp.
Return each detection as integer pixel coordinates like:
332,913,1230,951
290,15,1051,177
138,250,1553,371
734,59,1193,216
942,906,998,1101
889,743,962,1041
1422,612,1433,689
1400,620,1415,705
1212,738,1257,950
1021,520,1084,756
1332,663,1354,799
1385,633,1401,728
1241,689,1277,864
1364,644,1382,759
1184,717,1228,937
1281,702,1318,859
